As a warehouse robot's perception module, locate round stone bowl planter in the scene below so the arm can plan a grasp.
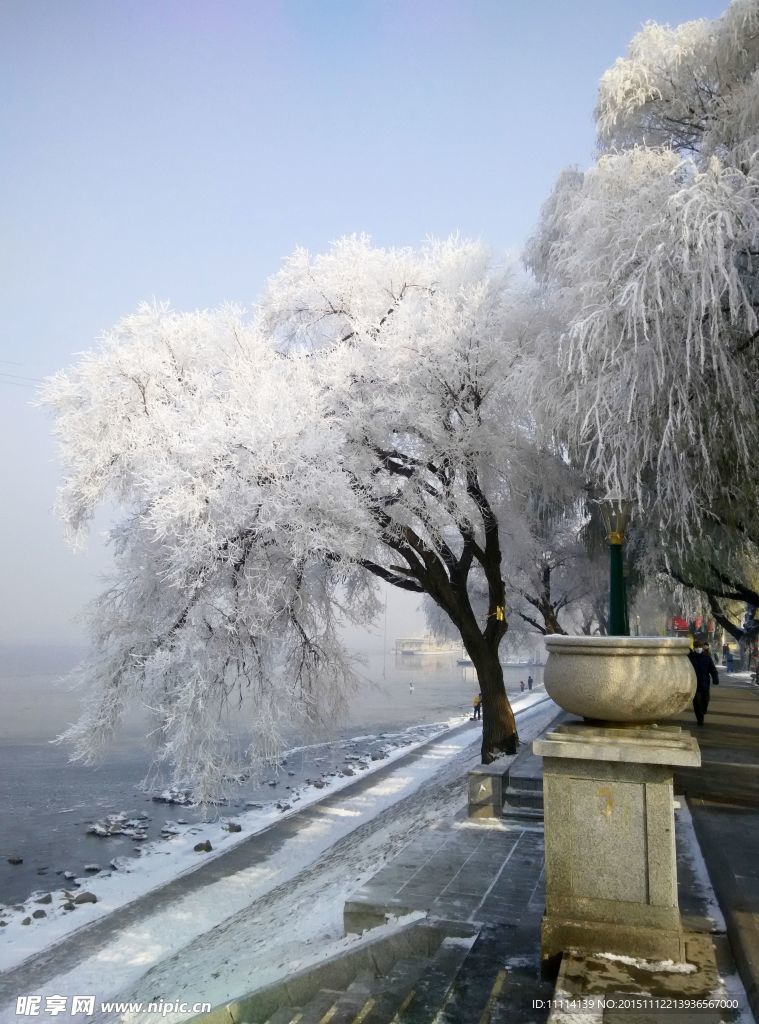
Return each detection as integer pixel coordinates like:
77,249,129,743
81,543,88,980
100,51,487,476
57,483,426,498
543,635,695,724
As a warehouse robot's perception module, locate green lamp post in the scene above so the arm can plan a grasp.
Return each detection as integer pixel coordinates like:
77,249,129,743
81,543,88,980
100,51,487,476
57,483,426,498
599,499,632,637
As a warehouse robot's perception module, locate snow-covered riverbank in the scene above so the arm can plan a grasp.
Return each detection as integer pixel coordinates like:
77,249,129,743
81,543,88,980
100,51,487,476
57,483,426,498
0,642,544,907
0,715,472,970
0,692,555,1023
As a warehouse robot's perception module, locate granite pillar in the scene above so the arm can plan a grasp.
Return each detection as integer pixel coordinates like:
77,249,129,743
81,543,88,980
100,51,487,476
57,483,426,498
533,723,701,970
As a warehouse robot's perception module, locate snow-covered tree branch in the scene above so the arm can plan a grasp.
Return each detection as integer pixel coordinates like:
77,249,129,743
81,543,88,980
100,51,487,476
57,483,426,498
525,0,759,613
42,237,534,796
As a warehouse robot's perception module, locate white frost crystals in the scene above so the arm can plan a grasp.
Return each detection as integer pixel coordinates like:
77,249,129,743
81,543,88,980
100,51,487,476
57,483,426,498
524,0,759,566
41,237,528,799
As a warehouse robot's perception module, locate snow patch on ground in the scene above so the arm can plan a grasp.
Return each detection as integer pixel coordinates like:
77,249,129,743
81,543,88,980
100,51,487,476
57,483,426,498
0,692,554,1024
0,711,484,973
440,934,477,950
595,952,697,974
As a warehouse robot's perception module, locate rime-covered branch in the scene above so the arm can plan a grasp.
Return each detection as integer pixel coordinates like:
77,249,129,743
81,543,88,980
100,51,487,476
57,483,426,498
42,236,530,789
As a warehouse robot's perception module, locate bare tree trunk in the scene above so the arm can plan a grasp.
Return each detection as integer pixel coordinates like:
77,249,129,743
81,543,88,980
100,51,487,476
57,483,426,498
362,463,519,764
706,594,745,643
593,601,609,636
468,640,518,762
540,604,567,635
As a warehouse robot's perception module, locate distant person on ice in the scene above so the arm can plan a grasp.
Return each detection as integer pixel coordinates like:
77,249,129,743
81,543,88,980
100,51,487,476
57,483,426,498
688,640,719,726
527,674,533,691
520,680,525,692
408,681,414,694
472,693,481,720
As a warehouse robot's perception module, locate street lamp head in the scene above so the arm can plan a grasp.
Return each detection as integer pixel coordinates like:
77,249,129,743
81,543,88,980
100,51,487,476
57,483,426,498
598,498,633,546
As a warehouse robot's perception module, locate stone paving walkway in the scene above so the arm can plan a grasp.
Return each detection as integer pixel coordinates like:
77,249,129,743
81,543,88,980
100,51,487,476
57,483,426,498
341,678,759,1023
669,677,759,1022
344,818,545,934
345,812,555,1023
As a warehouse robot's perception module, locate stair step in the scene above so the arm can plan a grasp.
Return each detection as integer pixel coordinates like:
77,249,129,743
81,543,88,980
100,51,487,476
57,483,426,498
393,940,471,1023
264,1008,305,1024
506,773,543,794
486,957,554,1023
316,990,378,1024
435,923,554,1024
433,926,510,1024
292,990,345,1024
501,803,544,822
382,988,417,1022
344,972,375,996
504,787,543,808
259,955,432,1024
383,956,427,985
356,957,428,1023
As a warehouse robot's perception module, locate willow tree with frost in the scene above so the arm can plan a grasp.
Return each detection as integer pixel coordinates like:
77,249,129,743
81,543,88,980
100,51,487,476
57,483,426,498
523,0,759,631
42,237,534,797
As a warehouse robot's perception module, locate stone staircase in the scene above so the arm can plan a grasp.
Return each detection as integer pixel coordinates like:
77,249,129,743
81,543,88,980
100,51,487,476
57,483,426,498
501,752,544,820
198,918,479,1024
196,914,555,1024
195,742,554,1024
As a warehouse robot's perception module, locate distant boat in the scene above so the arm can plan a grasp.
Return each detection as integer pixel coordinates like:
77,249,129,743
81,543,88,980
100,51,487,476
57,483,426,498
457,649,473,666
395,635,460,656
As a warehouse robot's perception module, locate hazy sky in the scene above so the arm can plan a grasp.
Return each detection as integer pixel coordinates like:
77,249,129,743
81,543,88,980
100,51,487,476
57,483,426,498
1,0,727,645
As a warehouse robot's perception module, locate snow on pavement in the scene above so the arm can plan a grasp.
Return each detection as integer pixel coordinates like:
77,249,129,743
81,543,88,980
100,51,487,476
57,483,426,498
0,693,556,1022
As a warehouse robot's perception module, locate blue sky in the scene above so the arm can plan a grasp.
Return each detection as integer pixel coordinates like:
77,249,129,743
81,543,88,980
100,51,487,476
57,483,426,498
1,0,727,643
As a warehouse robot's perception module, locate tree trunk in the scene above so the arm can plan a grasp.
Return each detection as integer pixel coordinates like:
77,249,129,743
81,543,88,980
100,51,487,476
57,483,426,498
706,594,745,643
468,641,518,763
541,604,567,635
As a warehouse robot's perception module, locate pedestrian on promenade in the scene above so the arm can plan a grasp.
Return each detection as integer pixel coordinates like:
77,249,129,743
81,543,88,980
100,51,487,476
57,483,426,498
472,693,481,720
520,680,525,692
688,640,720,726
527,674,533,691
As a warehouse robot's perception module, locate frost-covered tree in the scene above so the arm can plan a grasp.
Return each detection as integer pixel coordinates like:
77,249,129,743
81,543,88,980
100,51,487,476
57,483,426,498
423,449,606,637
43,236,531,795
416,428,600,639
501,472,588,637
524,0,759,624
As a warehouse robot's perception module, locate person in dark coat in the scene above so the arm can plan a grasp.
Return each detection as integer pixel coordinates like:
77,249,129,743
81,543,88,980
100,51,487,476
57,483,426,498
688,641,720,726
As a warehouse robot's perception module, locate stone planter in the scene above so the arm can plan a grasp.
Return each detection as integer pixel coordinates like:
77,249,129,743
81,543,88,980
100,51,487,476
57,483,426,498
543,635,694,724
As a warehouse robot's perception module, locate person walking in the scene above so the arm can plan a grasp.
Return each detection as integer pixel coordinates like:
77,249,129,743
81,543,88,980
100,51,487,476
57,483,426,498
520,680,525,692
472,693,482,720
527,674,533,691
688,640,719,726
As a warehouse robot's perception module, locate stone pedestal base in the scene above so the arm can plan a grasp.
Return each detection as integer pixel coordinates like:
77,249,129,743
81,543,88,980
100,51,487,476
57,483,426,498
533,723,700,970
467,761,510,818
